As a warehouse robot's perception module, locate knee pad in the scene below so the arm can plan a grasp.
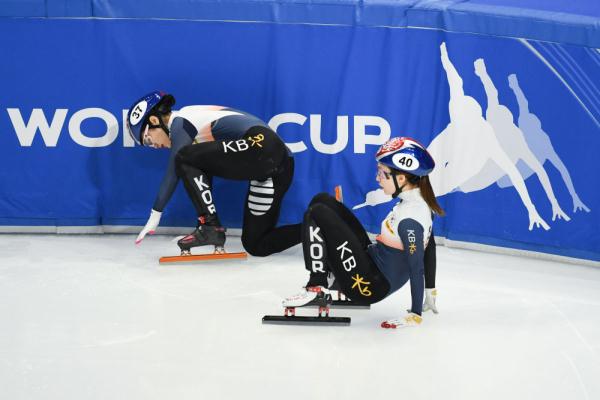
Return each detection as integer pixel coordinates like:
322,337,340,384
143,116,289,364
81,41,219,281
241,235,269,257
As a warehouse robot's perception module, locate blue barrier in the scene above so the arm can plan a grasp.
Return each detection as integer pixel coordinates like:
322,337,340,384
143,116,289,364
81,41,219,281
0,3,599,261
1,1,598,46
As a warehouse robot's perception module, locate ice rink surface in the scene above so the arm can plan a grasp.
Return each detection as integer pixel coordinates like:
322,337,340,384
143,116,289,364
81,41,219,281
1,234,599,400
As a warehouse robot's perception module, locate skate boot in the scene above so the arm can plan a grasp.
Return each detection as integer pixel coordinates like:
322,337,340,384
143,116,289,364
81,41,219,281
177,224,226,255
326,272,346,301
282,286,332,317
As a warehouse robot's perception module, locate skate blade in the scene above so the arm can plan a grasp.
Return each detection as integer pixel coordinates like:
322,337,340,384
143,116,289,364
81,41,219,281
262,315,351,326
159,252,247,264
306,301,371,310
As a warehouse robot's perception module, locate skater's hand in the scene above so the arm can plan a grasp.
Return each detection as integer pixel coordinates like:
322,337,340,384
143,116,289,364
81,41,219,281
381,312,422,329
422,288,438,314
136,209,162,244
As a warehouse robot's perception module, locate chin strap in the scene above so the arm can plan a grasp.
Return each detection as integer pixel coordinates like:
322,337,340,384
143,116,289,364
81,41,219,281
391,172,404,198
391,172,421,198
148,113,171,137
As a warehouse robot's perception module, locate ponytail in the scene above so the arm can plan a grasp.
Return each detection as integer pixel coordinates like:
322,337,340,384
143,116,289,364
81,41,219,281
419,175,445,216
393,170,445,216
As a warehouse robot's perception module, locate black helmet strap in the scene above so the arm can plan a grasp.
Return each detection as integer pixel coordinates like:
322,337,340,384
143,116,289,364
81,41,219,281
141,112,171,143
390,171,421,198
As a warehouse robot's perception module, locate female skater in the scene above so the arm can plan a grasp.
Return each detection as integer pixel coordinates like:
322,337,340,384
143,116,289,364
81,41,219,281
284,137,444,328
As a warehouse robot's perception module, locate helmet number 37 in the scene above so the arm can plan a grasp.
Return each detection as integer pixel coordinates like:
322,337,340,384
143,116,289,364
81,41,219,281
130,101,148,125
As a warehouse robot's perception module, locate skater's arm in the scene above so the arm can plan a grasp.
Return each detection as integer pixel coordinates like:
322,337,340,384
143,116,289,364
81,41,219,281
152,118,197,211
398,219,425,315
424,233,436,289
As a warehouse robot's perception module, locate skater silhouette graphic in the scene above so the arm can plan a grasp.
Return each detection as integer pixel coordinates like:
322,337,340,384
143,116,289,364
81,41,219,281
473,58,570,223
495,73,590,213
355,43,550,231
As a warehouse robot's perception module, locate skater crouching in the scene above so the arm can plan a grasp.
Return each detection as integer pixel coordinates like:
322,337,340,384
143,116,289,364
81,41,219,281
284,137,444,328
126,91,301,256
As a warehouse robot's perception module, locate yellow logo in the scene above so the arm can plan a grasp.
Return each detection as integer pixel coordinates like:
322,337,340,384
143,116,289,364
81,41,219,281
351,274,372,297
384,219,394,235
409,243,417,254
248,133,264,148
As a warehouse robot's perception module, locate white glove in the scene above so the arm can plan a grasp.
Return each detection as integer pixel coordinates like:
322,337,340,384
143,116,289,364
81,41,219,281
381,312,422,329
423,288,439,314
135,209,162,244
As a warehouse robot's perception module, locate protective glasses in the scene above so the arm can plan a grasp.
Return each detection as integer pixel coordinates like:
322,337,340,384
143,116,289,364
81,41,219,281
376,167,392,180
141,125,154,147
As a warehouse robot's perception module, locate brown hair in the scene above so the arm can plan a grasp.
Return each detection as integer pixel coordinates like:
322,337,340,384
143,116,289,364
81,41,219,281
397,172,445,216
418,175,445,216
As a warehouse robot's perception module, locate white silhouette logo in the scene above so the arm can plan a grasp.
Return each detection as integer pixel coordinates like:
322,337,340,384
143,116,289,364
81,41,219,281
501,73,590,213
354,42,590,230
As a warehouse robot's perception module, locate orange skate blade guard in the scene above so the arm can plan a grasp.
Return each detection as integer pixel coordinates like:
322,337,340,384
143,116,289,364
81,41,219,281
159,252,247,264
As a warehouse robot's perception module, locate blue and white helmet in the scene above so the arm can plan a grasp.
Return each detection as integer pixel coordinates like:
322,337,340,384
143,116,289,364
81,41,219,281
126,91,166,145
375,137,435,177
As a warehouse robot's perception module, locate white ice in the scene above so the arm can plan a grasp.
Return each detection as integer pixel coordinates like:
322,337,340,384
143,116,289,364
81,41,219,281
1,234,599,400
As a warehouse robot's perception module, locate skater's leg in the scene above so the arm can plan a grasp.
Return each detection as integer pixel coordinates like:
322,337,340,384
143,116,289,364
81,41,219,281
302,194,372,290
308,193,371,248
175,126,289,251
302,207,330,287
241,156,302,256
175,159,220,225
308,203,389,304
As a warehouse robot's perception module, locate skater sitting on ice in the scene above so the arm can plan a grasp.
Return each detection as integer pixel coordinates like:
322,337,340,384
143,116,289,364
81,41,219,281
126,91,300,256
283,137,444,328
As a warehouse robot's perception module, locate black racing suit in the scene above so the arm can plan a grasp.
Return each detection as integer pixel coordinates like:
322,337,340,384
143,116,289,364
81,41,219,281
302,191,435,314
152,106,300,256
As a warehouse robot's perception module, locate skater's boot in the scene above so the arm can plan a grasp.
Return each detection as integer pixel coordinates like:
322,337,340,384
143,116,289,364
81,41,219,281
178,215,226,255
324,272,350,301
282,286,332,308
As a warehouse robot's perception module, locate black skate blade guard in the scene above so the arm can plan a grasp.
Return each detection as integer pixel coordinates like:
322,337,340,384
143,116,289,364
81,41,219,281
262,315,351,326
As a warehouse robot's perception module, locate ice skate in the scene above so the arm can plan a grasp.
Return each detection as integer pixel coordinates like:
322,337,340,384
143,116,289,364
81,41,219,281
177,225,227,255
262,286,351,326
159,225,247,264
282,286,332,309
325,274,371,309
325,289,371,309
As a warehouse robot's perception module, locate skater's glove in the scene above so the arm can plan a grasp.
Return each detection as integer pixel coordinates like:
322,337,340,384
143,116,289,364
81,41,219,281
135,209,162,244
381,312,422,329
422,288,439,314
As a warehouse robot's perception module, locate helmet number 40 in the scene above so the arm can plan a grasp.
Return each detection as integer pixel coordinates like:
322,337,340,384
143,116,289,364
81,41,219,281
392,153,419,171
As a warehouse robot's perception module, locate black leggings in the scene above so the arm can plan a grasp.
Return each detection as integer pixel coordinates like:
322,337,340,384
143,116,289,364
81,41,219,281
302,193,390,304
175,126,301,256
302,193,438,303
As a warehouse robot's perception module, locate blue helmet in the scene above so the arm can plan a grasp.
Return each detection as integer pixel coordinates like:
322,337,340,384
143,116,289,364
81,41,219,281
375,137,435,177
126,91,167,145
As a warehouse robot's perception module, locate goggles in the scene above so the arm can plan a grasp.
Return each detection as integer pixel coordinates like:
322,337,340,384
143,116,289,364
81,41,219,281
141,125,154,147
376,167,393,180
